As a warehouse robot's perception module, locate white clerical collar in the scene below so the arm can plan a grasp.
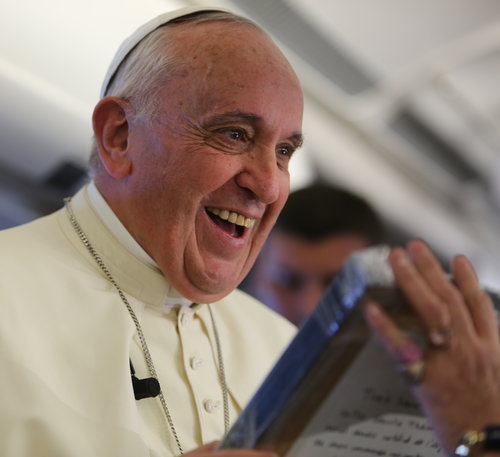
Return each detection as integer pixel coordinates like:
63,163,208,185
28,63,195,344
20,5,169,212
87,181,192,308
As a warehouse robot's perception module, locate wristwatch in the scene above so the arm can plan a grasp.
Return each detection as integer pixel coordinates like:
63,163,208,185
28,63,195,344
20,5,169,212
455,426,500,456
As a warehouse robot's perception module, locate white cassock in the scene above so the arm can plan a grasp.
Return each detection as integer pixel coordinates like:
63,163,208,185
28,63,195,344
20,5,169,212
0,182,295,457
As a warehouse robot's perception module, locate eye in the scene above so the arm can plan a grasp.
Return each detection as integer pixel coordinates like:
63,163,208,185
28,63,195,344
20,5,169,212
206,127,251,155
222,128,246,141
277,145,289,156
276,144,294,159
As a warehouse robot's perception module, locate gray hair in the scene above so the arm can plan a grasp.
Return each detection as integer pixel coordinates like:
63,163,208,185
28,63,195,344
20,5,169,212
88,11,262,175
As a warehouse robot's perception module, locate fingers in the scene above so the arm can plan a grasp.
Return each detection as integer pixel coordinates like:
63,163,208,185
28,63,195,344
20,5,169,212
183,441,220,456
390,239,498,346
406,241,452,300
389,242,452,345
210,450,278,457
451,255,499,341
363,301,423,365
365,242,500,455
183,441,278,457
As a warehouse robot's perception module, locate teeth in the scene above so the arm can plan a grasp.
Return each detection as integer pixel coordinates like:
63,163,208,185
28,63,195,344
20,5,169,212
208,208,255,228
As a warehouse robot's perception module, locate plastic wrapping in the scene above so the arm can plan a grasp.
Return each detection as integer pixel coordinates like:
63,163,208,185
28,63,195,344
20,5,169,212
219,245,500,456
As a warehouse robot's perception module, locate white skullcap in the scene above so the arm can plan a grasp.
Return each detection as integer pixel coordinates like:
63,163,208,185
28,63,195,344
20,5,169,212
100,6,230,98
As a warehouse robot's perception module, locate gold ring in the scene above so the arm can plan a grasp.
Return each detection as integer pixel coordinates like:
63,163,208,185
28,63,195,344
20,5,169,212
399,359,425,384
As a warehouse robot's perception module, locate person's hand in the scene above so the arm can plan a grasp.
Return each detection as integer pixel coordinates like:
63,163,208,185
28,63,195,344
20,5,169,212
363,239,500,456
183,442,278,457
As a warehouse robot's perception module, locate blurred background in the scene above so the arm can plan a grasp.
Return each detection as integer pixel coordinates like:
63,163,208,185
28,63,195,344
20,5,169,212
2,0,500,286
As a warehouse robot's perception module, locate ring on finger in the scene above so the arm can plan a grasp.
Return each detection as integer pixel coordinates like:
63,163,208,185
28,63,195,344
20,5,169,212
398,359,426,384
429,326,452,347
396,341,425,384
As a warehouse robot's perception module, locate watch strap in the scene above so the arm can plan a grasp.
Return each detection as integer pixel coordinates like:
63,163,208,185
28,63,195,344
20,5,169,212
455,425,500,456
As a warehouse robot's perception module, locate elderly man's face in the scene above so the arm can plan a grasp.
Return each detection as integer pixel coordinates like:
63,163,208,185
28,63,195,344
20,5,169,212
124,22,303,303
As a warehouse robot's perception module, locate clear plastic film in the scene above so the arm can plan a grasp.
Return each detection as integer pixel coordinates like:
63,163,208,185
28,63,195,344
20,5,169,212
219,245,500,456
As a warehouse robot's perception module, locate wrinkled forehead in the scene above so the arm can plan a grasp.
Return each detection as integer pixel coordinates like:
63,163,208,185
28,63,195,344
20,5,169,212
165,21,303,112
173,24,303,130
170,20,295,74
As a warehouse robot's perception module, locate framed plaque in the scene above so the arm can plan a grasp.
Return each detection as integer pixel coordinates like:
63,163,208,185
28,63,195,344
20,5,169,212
220,246,500,457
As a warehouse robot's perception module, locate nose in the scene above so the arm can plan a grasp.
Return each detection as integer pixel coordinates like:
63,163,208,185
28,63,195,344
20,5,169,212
235,145,283,204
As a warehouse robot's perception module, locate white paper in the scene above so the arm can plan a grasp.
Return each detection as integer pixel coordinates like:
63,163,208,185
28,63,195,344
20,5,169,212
285,338,442,457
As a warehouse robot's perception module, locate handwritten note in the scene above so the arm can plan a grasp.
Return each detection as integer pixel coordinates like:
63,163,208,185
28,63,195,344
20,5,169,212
285,338,442,457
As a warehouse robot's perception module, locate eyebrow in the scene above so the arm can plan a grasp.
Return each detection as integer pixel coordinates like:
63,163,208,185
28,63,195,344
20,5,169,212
205,110,304,147
204,111,260,127
289,132,304,149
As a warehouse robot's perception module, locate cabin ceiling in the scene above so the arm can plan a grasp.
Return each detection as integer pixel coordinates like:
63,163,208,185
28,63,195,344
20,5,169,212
2,0,500,285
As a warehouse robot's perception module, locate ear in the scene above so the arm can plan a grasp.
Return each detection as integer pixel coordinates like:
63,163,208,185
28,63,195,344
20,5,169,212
92,97,133,178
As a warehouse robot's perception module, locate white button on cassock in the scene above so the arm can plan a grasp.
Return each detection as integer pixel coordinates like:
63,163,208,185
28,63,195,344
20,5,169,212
203,399,221,413
190,357,204,370
179,309,193,327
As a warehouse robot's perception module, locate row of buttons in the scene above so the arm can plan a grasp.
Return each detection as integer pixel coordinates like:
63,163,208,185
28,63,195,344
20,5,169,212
177,307,222,415
189,357,219,413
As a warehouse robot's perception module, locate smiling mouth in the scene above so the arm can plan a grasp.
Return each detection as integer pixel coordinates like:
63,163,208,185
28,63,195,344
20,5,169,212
206,207,255,238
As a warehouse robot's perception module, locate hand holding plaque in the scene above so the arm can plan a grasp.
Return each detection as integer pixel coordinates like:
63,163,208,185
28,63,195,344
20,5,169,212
219,240,500,457
364,240,500,457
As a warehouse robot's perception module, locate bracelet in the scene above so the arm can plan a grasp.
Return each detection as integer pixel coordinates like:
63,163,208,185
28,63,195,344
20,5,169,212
455,426,500,456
